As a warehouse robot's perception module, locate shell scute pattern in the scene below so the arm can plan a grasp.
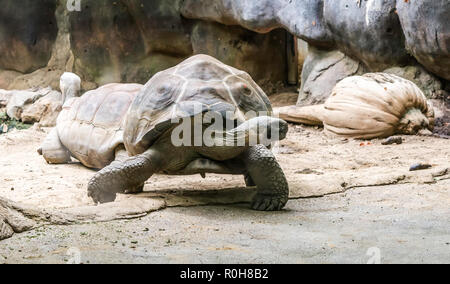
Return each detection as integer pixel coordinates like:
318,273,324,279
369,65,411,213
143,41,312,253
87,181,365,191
322,73,434,138
124,54,272,155
57,83,142,168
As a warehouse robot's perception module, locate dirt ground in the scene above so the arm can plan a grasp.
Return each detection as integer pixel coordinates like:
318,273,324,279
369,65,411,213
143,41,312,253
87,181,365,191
1,181,449,264
0,116,449,263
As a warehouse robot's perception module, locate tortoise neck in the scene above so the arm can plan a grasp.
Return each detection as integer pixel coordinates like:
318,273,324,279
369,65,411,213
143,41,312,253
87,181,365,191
62,83,80,103
219,118,265,147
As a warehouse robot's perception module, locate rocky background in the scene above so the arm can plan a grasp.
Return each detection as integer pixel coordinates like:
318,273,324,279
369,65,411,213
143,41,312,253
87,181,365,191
182,0,449,101
0,0,448,133
0,0,290,93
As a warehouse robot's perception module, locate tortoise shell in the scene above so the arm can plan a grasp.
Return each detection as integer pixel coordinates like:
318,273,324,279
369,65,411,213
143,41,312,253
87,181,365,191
57,83,143,168
124,54,273,155
321,73,434,138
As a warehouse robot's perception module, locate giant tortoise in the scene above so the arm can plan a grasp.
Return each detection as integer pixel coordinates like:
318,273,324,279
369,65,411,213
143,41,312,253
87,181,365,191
87,54,290,211
39,72,143,170
277,73,435,139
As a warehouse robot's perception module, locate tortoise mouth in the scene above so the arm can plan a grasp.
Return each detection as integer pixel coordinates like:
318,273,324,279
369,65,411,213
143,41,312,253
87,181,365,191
278,120,289,140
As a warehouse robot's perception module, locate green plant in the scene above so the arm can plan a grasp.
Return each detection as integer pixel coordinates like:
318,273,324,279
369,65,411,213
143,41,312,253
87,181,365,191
0,112,7,123
0,112,32,133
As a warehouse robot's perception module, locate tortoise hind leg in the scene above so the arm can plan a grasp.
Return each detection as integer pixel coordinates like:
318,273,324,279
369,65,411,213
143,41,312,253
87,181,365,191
241,145,289,211
88,148,163,204
38,128,71,164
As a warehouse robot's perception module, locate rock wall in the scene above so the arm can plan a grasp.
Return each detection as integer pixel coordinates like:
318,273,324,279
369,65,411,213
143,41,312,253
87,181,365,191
0,0,288,93
1,0,449,103
182,0,450,82
0,0,58,73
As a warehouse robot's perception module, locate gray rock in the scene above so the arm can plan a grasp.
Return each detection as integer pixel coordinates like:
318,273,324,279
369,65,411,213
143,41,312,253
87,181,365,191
431,99,450,137
182,0,410,71
0,90,13,108
68,0,288,93
0,198,39,241
181,0,287,33
278,0,333,47
22,90,63,127
396,0,450,81
382,137,403,146
190,21,288,93
0,0,58,73
384,66,447,100
0,219,14,241
182,0,450,80
322,0,410,70
297,47,366,106
409,163,432,172
6,88,52,120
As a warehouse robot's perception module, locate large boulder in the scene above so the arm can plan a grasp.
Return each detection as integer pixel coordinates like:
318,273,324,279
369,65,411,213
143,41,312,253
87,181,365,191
182,0,450,81
396,0,450,81
181,0,286,33
0,70,21,90
6,88,52,120
22,90,63,126
0,0,58,73
182,0,410,70
321,0,410,70
297,47,366,106
190,21,287,92
7,0,75,91
0,0,288,93
68,0,288,92
69,0,191,86
384,66,447,100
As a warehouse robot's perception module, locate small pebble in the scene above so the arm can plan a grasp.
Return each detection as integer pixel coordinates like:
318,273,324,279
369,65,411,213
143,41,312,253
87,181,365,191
382,136,403,145
409,163,432,171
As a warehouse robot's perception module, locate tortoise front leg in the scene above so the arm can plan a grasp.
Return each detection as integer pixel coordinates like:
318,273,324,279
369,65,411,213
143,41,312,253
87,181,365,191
110,146,144,194
241,145,289,211
88,148,163,204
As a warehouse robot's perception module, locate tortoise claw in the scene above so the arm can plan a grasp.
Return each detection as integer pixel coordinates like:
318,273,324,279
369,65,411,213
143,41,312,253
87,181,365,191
87,181,117,204
251,194,287,211
124,184,145,194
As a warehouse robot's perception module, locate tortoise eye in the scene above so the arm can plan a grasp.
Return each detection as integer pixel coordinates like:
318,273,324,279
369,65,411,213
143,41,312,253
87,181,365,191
242,84,252,95
158,86,168,94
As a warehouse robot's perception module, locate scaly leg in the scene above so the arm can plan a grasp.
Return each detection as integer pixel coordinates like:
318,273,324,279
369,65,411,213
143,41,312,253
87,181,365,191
88,148,163,204
38,128,71,164
110,146,145,194
241,145,289,211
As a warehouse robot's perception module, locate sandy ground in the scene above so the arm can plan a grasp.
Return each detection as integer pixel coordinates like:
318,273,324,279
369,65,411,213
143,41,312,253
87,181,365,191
1,124,448,211
0,117,449,263
0,181,448,264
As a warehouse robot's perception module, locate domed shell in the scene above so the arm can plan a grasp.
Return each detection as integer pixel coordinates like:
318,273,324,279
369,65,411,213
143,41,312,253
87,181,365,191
321,73,435,138
124,54,272,155
57,83,143,168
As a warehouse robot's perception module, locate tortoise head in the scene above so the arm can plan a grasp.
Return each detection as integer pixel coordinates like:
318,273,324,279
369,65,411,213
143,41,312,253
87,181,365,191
243,116,289,145
60,72,81,103
397,108,434,136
